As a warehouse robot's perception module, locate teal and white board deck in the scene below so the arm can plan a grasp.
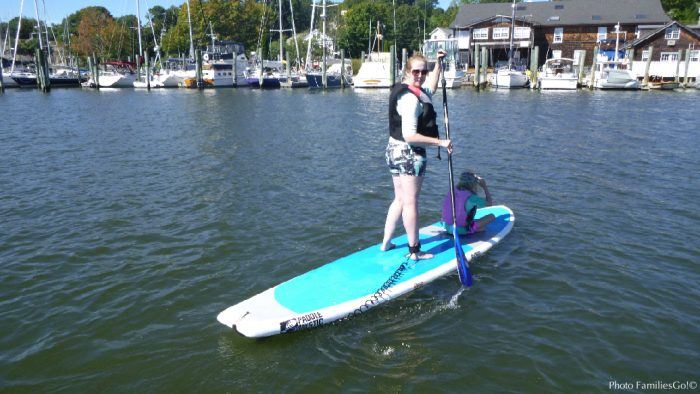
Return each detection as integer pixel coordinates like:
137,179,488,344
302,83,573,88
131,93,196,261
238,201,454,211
217,205,514,338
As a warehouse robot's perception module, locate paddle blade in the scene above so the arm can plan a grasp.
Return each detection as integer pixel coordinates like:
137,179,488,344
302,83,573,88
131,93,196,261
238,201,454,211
452,225,473,287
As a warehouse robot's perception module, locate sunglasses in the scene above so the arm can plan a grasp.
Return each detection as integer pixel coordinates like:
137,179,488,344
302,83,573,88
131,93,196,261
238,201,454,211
411,69,429,76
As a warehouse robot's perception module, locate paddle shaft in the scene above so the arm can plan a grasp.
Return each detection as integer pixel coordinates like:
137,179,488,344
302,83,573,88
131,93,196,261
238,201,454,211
439,57,472,287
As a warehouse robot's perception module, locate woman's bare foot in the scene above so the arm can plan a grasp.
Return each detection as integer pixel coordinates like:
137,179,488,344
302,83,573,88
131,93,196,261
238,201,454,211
380,242,396,252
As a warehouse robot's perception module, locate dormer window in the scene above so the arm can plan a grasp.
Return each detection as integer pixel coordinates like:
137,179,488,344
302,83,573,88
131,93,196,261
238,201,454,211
665,26,680,39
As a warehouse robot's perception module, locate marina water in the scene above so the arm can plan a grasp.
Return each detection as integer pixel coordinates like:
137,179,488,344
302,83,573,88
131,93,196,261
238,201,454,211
1,87,698,391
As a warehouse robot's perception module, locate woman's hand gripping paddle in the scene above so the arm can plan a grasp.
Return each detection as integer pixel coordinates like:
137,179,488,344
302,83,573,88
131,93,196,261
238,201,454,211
439,55,473,287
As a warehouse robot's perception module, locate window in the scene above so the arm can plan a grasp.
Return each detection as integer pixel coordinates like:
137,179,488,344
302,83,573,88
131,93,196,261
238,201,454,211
641,50,650,61
514,26,531,39
691,50,700,62
553,27,563,43
554,4,564,9
548,16,560,21
635,14,647,19
660,52,679,62
493,27,509,39
665,27,680,39
516,5,526,10
552,50,562,59
597,26,607,41
592,15,601,21
473,28,488,40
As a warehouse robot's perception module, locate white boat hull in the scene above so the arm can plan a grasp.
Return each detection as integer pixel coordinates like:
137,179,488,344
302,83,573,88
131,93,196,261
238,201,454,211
593,69,639,90
353,61,393,88
96,73,136,88
539,76,578,90
2,74,18,87
494,69,529,88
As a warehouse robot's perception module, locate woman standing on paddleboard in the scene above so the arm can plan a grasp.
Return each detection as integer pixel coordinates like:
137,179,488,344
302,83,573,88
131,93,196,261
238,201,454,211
381,51,452,260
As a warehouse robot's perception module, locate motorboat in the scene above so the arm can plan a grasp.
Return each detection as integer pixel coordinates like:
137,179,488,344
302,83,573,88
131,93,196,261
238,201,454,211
538,58,578,90
353,52,395,88
591,59,639,89
306,62,352,88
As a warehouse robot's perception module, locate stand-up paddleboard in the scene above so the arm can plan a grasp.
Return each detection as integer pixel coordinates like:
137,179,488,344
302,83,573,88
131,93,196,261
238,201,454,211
217,205,514,338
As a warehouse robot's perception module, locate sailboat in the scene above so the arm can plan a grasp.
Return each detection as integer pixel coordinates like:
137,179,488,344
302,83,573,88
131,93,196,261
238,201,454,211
422,36,464,88
494,0,529,88
304,0,350,88
353,20,396,88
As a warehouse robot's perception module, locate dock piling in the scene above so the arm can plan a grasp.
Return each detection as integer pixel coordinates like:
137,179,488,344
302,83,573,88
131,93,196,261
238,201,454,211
683,49,691,87
529,46,539,89
589,46,598,89
642,46,653,87
340,49,346,89
145,52,151,90
480,46,488,89
390,45,396,86
0,66,4,93
474,43,481,90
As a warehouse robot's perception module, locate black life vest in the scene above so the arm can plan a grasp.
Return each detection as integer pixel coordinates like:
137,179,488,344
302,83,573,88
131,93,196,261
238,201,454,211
388,83,439,142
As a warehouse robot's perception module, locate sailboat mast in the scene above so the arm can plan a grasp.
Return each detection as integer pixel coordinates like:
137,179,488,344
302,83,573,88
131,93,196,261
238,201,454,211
186,0,195,59
41,0,51,64
288,0,301,67
508,0,515,68
322,0,326,65
136,0,143,57
614,21,620,62
10,0,24,73
305,0,316,69
32,0,44,50
278,0,283,62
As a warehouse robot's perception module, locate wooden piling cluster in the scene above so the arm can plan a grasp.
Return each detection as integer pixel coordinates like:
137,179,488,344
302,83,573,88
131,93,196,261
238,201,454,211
35,48,51,92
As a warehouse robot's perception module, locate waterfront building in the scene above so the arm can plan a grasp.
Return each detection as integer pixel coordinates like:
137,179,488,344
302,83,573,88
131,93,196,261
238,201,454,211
450,0,671,67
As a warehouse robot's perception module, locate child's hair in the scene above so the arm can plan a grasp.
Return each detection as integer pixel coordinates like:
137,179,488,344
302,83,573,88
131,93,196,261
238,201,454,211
403,53,428,78
457,171,480,193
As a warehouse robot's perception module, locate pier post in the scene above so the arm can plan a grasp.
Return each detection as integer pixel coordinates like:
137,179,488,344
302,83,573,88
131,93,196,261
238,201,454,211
474,43,481,90
642,46,653,87
529,46,539,89
577,50,586,86
87,56,93,88
195,49,203,89
340,49,346,89
390,45,396,85
683,49,691,87
145,52,151,90
481,46,488,89
361,51,365,64
136,53,141,82
589,45,598,89
322,50,327,89
401,48,407,75
674,50,682,83
233,53,237,87
0,65,4,93
93,53,100,90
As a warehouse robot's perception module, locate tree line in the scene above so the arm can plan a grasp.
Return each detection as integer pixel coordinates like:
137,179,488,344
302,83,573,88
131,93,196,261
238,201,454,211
1,0,697,64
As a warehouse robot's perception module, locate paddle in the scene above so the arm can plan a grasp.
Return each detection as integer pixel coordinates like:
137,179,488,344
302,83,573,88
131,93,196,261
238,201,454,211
439,55,473,287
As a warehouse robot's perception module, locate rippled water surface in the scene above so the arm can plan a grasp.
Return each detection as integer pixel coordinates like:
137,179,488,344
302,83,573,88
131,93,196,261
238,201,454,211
1,87,698,392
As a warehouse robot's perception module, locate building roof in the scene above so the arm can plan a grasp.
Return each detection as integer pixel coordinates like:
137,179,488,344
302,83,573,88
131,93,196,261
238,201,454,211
624,21,700,48
452,0,670,29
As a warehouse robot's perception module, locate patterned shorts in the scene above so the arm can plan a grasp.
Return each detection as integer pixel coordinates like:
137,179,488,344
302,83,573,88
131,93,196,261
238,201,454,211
385,139,427,177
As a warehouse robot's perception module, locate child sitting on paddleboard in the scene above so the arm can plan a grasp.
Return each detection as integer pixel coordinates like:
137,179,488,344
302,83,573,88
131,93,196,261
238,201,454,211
442,171,496,235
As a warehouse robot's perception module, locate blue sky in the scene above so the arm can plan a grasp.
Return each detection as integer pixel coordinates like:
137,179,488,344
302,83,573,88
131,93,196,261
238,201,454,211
1,0,455,25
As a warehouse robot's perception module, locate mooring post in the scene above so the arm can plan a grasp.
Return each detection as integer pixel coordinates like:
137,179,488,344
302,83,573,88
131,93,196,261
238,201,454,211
589,46,598,89
481,46,488,89
674,50,682,84
196,49,203,89
340,49,346,89
529,46,539,89
390,45,396,86
145,52,151,90
683,49,691,87
474,43,481,90
578,50,587,86
93,53,100,90
642,46,653,87
233,53,237,87
401,48,407,75
0,64,4,93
